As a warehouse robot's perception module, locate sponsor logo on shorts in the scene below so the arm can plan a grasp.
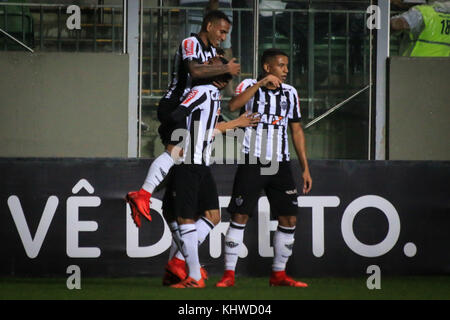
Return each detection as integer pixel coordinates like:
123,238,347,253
285,189,297,195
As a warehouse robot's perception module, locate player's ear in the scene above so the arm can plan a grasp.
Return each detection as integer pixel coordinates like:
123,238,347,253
263,63,270,74
206,22,213,32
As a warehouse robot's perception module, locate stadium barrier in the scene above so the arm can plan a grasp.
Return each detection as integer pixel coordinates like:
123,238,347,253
1,158,449,277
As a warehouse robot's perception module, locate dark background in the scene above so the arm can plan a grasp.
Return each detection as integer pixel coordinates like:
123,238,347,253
1,158,449,278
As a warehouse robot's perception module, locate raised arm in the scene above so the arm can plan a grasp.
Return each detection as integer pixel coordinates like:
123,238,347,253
189,58,240,79
228,74,282,112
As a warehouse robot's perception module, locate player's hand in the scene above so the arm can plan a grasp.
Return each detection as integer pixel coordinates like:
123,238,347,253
226,58,241,76
213,80,228,90
236,112,260,128
302,169,312,194
259,74,282,88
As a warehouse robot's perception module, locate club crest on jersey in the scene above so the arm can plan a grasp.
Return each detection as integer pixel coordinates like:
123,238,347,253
280,97,288,110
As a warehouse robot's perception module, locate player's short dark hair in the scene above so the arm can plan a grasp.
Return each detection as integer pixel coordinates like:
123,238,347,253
261,48,289,69
200,10,231,32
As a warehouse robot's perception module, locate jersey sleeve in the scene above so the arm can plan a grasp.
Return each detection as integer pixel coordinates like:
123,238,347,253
398,8,424,36
287,88,302,122
234,79,256,96
180,88,207,113
181,37,201,62
171,88,207,124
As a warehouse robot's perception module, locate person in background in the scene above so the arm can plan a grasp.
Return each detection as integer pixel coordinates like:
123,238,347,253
391,0,450,56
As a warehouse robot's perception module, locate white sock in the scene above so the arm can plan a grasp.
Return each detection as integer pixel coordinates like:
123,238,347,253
224,221,246,271
175,217,215,260
179,224,201,281
168,221,183,261
272,225,295,272
142,151,174,193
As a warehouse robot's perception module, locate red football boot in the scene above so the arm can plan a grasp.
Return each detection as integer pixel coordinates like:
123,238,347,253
200,266,208,281
170,277,205,289
125,189,152,227
165,257,188,282
269,271,308,288
216,270,235,288
164,257,209,285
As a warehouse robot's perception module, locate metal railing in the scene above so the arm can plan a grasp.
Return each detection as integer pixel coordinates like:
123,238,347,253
140,7,372,112
1,3,405,160
137,5,378,160
0,2,124,53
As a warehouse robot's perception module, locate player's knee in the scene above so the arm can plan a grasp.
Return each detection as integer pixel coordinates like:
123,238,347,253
166,144,183,159
204,209,221,225
278,215,297,228
231,213,249,225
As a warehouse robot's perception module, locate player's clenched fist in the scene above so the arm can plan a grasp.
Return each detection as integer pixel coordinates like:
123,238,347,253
259,74,282,88
226,58,241,76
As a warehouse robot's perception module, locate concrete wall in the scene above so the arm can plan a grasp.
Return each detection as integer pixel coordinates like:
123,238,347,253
0,52,129,157
388,57,450,161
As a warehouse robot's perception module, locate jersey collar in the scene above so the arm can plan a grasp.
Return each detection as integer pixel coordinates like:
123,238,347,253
192,33,214,51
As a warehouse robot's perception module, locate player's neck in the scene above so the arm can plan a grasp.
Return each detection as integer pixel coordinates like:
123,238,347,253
197,31,210,48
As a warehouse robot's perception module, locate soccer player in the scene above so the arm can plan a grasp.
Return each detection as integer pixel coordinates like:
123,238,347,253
125,10,240,228
161,57,259,288
216,48,313,288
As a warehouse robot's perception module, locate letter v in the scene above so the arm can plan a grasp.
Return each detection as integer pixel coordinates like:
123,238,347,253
7,195,59,258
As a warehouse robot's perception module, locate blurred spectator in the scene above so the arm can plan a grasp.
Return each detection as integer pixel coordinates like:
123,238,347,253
258,1,366,85
258,1,307,81
391,0,450,56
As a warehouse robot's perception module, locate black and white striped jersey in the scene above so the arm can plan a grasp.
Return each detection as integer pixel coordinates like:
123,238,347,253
164,34,217,102
235,79,302,162
178,84,222,166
